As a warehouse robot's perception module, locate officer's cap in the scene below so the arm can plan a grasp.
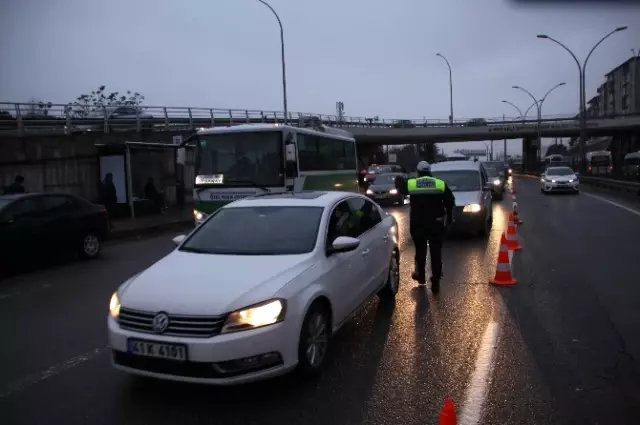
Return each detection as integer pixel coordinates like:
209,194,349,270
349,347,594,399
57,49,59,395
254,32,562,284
416,161,431,172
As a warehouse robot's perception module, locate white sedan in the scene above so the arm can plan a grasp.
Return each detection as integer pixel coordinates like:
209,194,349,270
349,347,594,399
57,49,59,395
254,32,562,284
108,191,400,385
540,166,580,194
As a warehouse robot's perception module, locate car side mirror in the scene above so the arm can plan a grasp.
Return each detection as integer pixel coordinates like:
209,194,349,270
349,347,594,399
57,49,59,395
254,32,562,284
172,234,187,246
574,172,580,178
327,236,360,255
483,184,492,191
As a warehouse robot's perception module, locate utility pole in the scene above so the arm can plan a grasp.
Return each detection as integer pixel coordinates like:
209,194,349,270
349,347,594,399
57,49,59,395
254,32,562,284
503,113,507,162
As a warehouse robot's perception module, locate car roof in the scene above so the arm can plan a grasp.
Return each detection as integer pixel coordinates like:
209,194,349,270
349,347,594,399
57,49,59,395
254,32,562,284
226,191,359,208
431,160,483,172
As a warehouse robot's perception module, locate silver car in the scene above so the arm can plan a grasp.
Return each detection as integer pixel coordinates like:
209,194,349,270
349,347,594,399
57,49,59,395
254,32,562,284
365,172,406,205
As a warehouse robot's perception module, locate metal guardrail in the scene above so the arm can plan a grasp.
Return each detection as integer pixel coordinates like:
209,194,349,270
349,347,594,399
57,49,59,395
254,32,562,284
0,101,585,137
517,172,640,196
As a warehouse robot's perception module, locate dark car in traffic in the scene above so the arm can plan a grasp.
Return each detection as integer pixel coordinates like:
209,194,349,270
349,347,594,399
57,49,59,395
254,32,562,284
365,172,406,205
484,167,505,200
0,193,110,271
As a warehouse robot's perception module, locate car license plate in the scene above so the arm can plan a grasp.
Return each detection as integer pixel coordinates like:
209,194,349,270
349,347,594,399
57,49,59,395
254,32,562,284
127,339,187,361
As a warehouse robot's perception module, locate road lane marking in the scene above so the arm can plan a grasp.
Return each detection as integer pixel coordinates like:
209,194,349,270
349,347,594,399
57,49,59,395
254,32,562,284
459,321,500,425
0,347,106,399
581,192,640,217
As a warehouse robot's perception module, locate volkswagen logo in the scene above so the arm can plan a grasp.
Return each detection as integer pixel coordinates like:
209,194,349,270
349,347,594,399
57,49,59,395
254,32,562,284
152,312,170,334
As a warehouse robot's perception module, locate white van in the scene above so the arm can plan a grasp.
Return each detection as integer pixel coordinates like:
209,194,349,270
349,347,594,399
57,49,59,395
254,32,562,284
430,160,493,236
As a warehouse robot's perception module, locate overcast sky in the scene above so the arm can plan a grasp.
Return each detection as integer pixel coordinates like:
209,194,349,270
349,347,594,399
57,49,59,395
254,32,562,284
1,0,638,155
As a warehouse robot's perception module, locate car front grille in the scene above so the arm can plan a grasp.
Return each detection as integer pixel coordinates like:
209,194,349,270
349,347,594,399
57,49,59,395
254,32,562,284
118,307,227,338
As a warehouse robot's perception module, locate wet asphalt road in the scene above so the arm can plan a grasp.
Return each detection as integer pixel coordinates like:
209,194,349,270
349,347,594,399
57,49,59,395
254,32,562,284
0,177,639,425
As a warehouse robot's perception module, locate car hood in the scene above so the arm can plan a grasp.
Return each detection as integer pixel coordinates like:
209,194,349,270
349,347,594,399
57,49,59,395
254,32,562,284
119,251,314,315
547,175,576,182
452,191,481,207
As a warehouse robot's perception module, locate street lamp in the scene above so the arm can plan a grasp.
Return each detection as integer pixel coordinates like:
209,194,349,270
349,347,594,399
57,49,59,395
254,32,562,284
257,0,289,124
436,53,454,125
512,83,566,162
537,26,627,170
501,100,524,120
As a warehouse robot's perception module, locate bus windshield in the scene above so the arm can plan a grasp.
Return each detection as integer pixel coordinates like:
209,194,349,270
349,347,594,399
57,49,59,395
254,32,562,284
195,131,283,187
589,155,610,166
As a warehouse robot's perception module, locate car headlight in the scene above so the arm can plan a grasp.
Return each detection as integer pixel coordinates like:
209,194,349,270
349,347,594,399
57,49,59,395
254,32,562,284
463,203,482,213
540,177,546,182
194,209,208,221
493,179,500,185
551,180,556,183
568,179,574,183
221,299,286,334
109,292,121,319
508,169,512,174
366,189,374,195
389,188,398,195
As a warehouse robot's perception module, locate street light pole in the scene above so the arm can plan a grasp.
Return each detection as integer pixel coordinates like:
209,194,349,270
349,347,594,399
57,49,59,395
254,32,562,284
257,0,289,124
501,100,524,120
436,53,454,125
537,27,627,171
512,83,566,161
513,85,542,162
503,114,507,161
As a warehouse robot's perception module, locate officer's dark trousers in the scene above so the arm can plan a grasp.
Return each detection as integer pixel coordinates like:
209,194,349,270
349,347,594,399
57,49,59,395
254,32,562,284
410,222,444,279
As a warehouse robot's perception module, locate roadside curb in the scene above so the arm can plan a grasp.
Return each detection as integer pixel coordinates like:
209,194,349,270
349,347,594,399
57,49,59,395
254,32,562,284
108,219,193,242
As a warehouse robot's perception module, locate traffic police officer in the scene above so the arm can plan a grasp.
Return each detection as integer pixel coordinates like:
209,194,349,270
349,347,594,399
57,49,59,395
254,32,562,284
395,161,455,290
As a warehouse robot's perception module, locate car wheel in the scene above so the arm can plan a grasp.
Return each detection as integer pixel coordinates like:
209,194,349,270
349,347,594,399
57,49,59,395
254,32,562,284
80,232,101,259
378,249,400,300
478,211,491,237
296,301,331,378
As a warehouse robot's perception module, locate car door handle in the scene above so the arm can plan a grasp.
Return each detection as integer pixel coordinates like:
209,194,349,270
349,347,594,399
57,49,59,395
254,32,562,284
361,248,371,256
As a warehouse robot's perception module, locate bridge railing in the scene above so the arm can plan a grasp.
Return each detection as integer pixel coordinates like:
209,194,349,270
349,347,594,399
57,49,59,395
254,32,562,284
0,101,625,136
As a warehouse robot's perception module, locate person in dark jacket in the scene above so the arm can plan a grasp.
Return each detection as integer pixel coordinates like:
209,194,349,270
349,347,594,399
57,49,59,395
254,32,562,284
395,161,455,291
100,173,118,228
144,177,165,212
4,175,26,194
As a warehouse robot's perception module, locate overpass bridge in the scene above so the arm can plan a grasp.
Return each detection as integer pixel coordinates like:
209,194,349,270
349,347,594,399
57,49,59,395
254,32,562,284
1,102,639,143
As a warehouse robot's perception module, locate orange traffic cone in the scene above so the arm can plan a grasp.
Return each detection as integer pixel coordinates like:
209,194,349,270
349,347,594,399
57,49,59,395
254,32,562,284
505,217,522,251
490,233,517,286
439,397,457,425
513,208,522,225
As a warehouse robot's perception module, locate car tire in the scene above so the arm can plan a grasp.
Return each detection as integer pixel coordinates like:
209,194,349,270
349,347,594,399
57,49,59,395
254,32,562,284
80,232,101,259
378,249,400,300
478,211,491,237
296,301,331,378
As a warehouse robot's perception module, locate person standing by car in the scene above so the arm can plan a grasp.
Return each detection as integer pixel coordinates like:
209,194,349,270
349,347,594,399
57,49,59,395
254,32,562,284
3,175,26,194
395,161,455,291
100,173,118,228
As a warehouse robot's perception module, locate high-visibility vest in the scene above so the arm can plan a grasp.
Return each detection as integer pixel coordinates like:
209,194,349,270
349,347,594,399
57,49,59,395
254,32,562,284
407,176,446,194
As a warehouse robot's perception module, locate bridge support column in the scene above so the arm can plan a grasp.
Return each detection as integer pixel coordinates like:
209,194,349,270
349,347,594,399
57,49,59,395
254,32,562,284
522,136,540,172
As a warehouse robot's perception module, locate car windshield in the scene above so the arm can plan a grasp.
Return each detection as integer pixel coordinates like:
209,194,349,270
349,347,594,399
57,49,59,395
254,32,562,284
180,206,323,255
431,170,481,192
195,131,283,187
484,167,498,177
372,174,400,185
546,167,574,176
